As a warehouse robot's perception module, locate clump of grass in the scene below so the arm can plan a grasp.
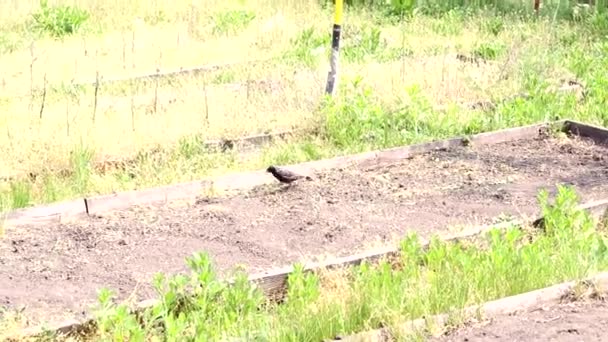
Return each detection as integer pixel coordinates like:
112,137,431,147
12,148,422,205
342,26,387,63
482,16,504,36
212,9,256,35
285,26,329,67
84,185,608,341
472,40,506,60
9,181,32,209
0,31,22,54
321,77,484,152
30,0,89,38
70,144,95,195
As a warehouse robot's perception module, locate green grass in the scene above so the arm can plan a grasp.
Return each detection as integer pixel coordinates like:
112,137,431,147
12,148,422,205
44,185,602,341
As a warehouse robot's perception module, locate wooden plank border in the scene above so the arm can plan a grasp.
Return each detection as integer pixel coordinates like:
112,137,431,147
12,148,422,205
8,119,608,226
10,198,608,341
82,121,552,217
2,198,87,228
563,119,608,145
248,198,608,301
334,271,608,342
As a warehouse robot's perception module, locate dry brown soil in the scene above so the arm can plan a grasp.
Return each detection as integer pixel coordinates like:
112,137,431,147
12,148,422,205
432,297,608,342
1,134,608,326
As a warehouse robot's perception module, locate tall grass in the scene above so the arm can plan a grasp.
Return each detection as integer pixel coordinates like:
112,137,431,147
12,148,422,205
72,185,608,341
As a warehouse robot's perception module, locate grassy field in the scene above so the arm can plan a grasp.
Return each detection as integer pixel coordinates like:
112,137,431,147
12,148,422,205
3,185,603,341
1,0,606,213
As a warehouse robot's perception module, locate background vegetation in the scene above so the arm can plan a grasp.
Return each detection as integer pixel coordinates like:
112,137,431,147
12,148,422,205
1,0,607,213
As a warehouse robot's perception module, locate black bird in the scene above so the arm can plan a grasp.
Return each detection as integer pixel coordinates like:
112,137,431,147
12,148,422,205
266,165,312,184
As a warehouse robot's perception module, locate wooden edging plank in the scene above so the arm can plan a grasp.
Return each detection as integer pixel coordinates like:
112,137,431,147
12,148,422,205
2,129,301,221
5,119,608,226
12,198,608,340
247,198,608,300
0,119,596,225
83,180,214,216
82,121,553,216
2,199,87,228
335,272,608,342
564,119,608,145
16,58,278,93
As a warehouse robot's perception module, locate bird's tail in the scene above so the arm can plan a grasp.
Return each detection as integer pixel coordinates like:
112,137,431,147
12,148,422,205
305,176,313,181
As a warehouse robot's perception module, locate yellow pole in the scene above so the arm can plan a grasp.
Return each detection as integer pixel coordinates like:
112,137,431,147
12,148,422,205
325,0,344,96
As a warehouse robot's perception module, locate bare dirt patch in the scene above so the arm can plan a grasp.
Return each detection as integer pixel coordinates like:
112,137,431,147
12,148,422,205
432,297,608,342
1,134,608,326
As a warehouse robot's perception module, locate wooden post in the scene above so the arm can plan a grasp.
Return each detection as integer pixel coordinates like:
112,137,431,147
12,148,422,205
325,0,343,96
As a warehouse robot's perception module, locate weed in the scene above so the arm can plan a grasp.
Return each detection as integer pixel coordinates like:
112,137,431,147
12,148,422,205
472,40,506,60
9,181,32,209
483,16,504,36
30,0,89,38
343,26,387,63
0,31,22,54
70,144,95,195
212,9,256,35
322,79,468,152
286,27,329,67
212,69,237,84
95,288,145,341
177,134,207,159
143,10,169,26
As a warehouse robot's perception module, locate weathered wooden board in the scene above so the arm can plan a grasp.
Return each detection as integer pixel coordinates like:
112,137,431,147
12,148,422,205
7,119,608,224
75,58,279,87
3,199,87,228
81,122,561,216
84,180,213,215
564,119,608,145
247,198,608,301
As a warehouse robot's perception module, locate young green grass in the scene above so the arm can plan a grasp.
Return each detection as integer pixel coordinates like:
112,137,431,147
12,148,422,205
35,185,601,341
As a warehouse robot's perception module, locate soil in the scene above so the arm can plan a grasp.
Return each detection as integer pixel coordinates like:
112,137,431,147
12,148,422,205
1,134,608,326
431,297,608,342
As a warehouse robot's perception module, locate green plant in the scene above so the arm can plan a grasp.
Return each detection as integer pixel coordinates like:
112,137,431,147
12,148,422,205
0,31,22,55
94,288,146,341
322,79,465,152
473,40,506,60
483,16,504,36
30,0,89,38
9,181,32,209
342,26,386,63
177,135,207,160
70,144,95,195
286,27,329,67
212,9,256,35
